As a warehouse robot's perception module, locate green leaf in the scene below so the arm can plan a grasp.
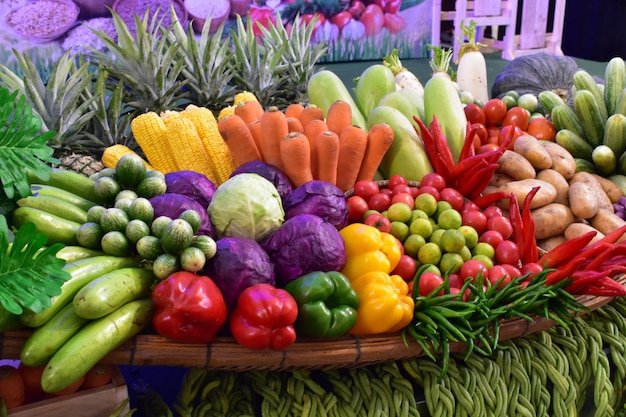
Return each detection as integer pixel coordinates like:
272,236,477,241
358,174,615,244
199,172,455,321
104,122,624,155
0,214,71,315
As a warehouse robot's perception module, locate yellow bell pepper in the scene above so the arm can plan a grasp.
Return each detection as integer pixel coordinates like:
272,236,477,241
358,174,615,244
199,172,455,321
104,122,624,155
339,223,402,281
348,271,414,335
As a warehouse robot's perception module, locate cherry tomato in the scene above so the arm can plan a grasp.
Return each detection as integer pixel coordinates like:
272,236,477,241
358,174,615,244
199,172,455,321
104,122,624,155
387,174,408,189
483,98,508,126
439,187,464,211
391,183,412,196
479,229,504,248
459,259,489,281
383,12,405,33
420,172,447,190
359,4,384,36
502,106,531,131
483,205,503,218
364,212,392,233
464,103,486,125
391,255,417,281
414,185,440,201
409,186,419,198
461,201,480,213
367,192,392,212
488,265,512,288
353,179,380,200
447,273,465,289
418,271,445,297
380,188,393,196
462,209,488,235
526,117,557,141
348,0,366,18
375,0,402,13
487,215,513,240
495,240,521,265
330,11,353,32
391,192,415,210
501,263,522,279
498,124,524,149
347,195,369,223
486,125,501,139
521,262,543,279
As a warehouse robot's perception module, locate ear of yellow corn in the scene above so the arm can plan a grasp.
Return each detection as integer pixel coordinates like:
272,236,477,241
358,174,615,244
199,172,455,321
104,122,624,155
162,117,216,180
218,105,236,121
131,112,179,173
102,144,154,170
233,91,259,106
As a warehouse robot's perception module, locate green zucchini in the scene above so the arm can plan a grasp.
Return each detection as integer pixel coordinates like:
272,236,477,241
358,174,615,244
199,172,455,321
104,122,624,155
573,90,605,147
11,207,80,246
573,69,609,122
30,184,98,212
54,246,104,263
17,195,88,224
551,105,585,139
603,113,626,158
307,70,367,130
555,129,594,161
41,298,153,393
28,168,100,203
604,57,626,115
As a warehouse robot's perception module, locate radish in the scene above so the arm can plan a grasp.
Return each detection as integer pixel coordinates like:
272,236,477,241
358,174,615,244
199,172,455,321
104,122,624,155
456,20,490,105
383,49,424,102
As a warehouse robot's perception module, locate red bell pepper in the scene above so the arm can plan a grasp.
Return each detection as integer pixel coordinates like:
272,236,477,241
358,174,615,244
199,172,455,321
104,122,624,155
152,271,228,344
229,284,298,351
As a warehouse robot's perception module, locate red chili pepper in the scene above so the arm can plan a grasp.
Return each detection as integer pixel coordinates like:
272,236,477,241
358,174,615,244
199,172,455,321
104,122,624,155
565,270,607,294
578,276,626,297
473,191,511,210
429,115,456,168
467,165,500,201
595,224,626,245
582,244,618,271
508,192,525,257
460,122,477,161
520,187,540,264
537,230,598,269
414,117,449,180
545,257,587,286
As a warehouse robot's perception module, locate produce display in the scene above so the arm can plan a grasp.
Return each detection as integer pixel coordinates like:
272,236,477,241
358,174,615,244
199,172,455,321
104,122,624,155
2,7,626,417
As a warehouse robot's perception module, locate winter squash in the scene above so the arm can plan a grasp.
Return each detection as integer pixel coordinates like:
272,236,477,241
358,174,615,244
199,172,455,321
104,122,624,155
491,53,583,102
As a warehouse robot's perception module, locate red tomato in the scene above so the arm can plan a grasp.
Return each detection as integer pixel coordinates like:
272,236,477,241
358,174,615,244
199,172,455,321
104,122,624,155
502,106,531,131
526,117,557,141
348,0,366,18
483,205,503,218
487,215,513,240
415,185,440,201
409,186,419,198
501,263,522,279
447,273,464,289
353,179,380,200
391,255,417,280
380,188,393,196
439,187,464,211
462,209,488,235
521,262,543,279
347,195,369,223
387,174,408,189
367,193,392,212
330,11,353,31
359,4,385,36
364,212,392,233
391,192,415,210
486,125,501,139
420,173,447,190
459,259,489,281
498,124,524,149
488,264,512,288
495,240,521,265
479,229,504,248
418,272,445,297
375,0,402,13
461,200,480,213
391,183,412,196
483,98,508,126
383,12,405,33
464,103,486,125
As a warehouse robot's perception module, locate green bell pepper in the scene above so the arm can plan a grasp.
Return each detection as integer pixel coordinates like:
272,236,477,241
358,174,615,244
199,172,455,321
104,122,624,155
284,271,359,338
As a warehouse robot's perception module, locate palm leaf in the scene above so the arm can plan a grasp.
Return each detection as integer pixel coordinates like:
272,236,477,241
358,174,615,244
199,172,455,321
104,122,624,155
0,87,57,199
0,215,70,315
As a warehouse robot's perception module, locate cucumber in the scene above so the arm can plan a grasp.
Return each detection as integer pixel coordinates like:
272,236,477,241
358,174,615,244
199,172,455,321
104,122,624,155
615,88,626,117
178,209,202,234
115,153,147,190
27,168,100,203
604,57,626,115
192,235,217,259
179,246,206,272
87,205,106,223
555,129,595,161
115,189,139,202
101,231,131,257
135,235,164,260
17,195,88,224
135,175,167,199
538,90,567,116
603,113,626,158
93,176,121,204
551,105,586,139
307,70,367,130
128,197,154,224
573,69,609,122
152,253,180,280
40,298,153,393
160,219,194,255
73,267,156,319
11,207,80,245
89,168,116,181
573,90,606,147
99,207,130,233
114,197,134,213
20,255,142,328
367,105,433,182
151,216,172,238
617,151,626,175
54,246,104,263
574,158,597,173
125,219,151,244
20,303,90,367
354,64,397,120
30,184,98,212
609,174,626,195
76,222,104,250
592,145,617,176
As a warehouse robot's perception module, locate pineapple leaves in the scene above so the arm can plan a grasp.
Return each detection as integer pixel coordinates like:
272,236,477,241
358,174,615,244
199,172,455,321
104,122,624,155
0,87,56,199
0,214,71,315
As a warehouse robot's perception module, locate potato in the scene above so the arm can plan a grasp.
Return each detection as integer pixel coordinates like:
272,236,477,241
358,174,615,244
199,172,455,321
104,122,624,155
489,172,514,187
498,179,557,209
497,150,536,180
568,181,599,219
591,173,624,204
569,172,614,212
564,222,605,245
590,209,626,241
536,169,569,205
513,134,553,170
537,235,567,252
542,142,577,179
532,203,575,240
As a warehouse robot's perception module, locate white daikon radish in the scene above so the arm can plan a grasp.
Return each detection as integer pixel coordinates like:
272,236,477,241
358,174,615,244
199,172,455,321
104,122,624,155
456,20,489,105
383,49,424,102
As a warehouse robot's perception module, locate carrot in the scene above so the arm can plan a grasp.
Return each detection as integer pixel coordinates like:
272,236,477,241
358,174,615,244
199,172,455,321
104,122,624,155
218,114,262,166
280,131,314,187
248,120,264,159
0,365,25,409
299,106,325,129
356,123,395,182
80,363,113,390
304,119,328,178
314,131,340,185
336,125,369,192
285,102,305,120
326,100,353,136
234,100,265,125
17,363,45,403
287,117,305,133
260,106,289,170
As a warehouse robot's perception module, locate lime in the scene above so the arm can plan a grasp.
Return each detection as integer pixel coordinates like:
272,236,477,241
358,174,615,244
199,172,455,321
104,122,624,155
404,234,426,258
421,263,442,276
434,201,453,219
387,203,413,223
459,245,472,261
429,228,446,246
418,242,442,265
439,252,464,275
414,193,438,217
410,209,429,223
438,209,462,230
458,225,479,248
439,229,466,253
472,242,495,260
409,218,433,239
472,254,494,269
390,221,410,243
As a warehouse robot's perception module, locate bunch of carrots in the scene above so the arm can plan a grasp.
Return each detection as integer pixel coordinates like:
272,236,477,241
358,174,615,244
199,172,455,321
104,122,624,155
217,99,395,191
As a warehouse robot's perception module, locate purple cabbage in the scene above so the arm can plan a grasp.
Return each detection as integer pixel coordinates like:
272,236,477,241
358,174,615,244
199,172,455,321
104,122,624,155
201,237,275,311
164,170,217,208
282,180,349,230
229,160,293,199
261,214,346,287
149,193,214,237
